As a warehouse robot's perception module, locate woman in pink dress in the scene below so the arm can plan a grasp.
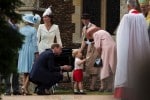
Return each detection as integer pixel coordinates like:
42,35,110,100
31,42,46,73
86,26,117,92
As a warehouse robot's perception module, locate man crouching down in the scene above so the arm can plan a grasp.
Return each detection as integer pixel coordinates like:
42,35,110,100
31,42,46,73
29,43,71,95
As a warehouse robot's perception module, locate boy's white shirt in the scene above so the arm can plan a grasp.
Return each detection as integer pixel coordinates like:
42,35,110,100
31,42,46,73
74,58,84,70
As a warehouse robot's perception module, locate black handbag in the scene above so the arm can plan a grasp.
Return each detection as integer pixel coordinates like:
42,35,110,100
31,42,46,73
94,58,103,67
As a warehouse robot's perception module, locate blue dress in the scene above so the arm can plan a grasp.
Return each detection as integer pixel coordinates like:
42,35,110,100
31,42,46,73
18,25,38,73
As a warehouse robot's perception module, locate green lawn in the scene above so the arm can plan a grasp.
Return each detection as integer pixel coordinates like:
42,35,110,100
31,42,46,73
53,87,112,95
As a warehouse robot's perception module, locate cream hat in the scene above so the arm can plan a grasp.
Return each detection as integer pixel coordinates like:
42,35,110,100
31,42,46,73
43,6,52,17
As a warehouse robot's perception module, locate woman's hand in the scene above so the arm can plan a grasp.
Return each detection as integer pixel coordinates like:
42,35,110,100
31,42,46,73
86,56,90,60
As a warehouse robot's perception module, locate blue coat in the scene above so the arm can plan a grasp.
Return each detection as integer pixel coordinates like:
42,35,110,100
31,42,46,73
18,25,38,73
29,49,63,85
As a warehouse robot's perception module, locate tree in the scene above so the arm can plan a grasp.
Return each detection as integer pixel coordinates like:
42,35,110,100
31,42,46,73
0,0,24,96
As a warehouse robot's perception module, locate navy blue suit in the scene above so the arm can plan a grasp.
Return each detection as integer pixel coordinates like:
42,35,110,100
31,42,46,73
4,20,20,95
29,49,63,90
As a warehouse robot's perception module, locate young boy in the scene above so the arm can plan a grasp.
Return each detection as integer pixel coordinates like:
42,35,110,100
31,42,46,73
72,49,89,94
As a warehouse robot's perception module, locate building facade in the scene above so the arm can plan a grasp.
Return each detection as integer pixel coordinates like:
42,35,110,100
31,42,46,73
120,0,127,18
18,0,124,48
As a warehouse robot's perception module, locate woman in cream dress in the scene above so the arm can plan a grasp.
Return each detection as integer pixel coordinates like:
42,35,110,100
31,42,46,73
37,7,62,53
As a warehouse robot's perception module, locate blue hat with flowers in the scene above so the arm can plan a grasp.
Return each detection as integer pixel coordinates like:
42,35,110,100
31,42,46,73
22,14,41,24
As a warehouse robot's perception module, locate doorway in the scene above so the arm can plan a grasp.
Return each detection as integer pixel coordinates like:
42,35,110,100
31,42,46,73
106,0,120,34
82,0,101,27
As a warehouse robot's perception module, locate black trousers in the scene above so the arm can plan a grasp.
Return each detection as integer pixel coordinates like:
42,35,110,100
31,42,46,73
34,72,63,91
5,73,20,93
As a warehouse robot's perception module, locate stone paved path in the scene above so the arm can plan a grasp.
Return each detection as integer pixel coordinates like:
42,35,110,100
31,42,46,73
2,95,118,100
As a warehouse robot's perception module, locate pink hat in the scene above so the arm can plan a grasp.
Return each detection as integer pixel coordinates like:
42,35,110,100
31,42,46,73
86,26,100,39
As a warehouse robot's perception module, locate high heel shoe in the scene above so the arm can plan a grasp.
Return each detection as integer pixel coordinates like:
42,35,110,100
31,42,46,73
21,87,31,95
21,87,25,95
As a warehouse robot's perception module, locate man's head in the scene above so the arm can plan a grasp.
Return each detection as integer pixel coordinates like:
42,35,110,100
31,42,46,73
81,13,91,26
126,0,143,13
51,43,62,55
127,0,140,11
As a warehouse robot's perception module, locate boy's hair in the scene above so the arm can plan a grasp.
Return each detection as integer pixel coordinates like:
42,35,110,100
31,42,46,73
51,43,61,49
72,49,79,57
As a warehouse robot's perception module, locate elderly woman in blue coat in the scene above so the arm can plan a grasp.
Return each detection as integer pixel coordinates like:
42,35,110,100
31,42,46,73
17,14,41,95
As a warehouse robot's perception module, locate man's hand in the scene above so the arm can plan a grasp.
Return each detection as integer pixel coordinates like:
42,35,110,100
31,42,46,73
62,65,72,71
34,52,39,60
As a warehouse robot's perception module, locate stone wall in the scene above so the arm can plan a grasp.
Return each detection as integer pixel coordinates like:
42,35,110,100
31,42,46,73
120,0,127,19
72,0,82,43
19,0,39,11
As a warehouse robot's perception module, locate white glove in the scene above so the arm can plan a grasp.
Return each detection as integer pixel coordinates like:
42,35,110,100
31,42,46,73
85,40,91,45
